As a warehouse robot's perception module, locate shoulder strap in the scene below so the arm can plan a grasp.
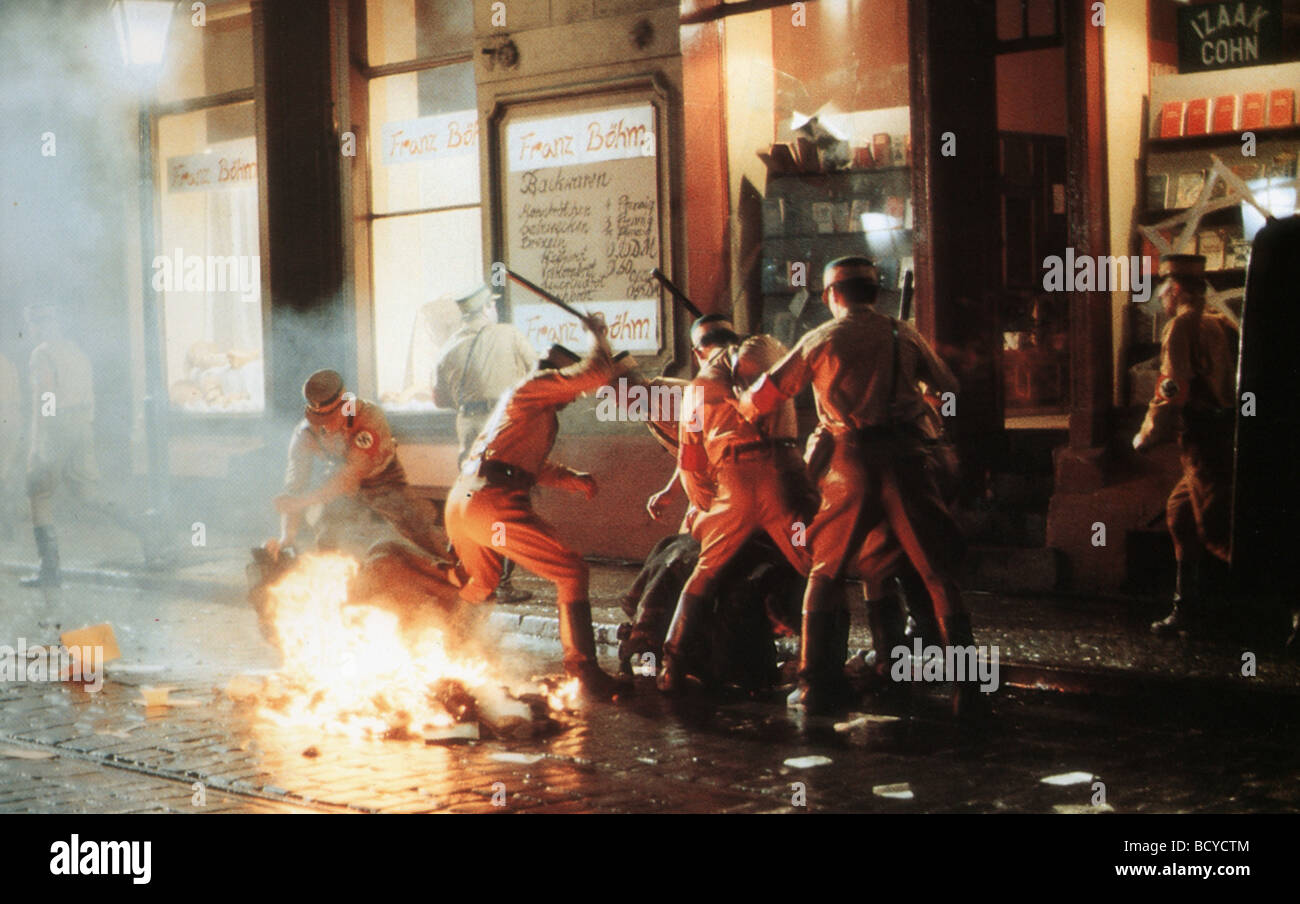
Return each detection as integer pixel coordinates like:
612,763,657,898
452,325,491,408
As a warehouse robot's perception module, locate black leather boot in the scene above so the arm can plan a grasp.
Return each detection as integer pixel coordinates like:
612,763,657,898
787,577,852,715
938,612,990,720
899,566,941,646
20,526,61,588
657,592,708,695
863,591,908,691
1151,558,1199,636
494,559,533,603
558,600,623,701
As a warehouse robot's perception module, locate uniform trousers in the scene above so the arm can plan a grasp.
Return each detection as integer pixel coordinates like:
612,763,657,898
444,475,587,607
27,414,115,528
809,435,965,622
683,456,810,598
1167,424,1232,564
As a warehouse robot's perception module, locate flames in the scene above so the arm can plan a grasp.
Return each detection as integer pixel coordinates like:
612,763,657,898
254,553,578,741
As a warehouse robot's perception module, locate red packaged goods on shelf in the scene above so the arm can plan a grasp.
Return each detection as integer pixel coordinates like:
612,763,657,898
1159,100,1185,138
872,133,891,168
1184,98,1210,135
1241,92,1267,130
1268,89,1294,127
1211,95,1236,133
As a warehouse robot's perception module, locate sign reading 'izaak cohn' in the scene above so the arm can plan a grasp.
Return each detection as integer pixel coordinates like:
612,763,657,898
1178,0,1282,73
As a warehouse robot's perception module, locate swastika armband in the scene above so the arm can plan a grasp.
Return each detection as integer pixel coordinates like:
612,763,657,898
354,430,375,450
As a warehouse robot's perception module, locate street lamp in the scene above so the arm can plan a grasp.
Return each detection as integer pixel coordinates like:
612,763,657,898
114,0,178,564
112,0,177,68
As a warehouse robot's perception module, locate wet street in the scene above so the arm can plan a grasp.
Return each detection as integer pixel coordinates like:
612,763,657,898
1,584,1298,815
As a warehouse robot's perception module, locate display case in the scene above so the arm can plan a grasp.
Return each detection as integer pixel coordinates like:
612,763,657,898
1133,61,1300,385
758,166,913,348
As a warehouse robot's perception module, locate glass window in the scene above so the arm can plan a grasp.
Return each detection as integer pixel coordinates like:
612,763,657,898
366,48,482,409
372,210,483,407
155,102,265,413
368,65,479,214
366,0,473,66
758,0,913,346
157,1,254,106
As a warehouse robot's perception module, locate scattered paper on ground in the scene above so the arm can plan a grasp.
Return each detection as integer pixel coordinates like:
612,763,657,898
490,752,546,765
59,624,121,662
424,723,478,743
873,782,914,800
137,686,174,707
1041,771,1095,786
834,713,902,732
784,755,833,769
0,746,57,760
1053,803,1114,814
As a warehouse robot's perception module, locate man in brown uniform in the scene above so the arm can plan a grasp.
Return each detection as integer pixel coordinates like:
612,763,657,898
267,370,448,564
1133,254,1238,635
657,321,811,693
443,316,624,697
433,285,538,465
434,285,538,603
21,303,148,588
738,257,976,715
645,315,736,525
646,315,810,525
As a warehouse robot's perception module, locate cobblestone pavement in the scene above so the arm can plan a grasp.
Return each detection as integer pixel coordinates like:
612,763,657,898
6,514,1298,691
0,584,1297,814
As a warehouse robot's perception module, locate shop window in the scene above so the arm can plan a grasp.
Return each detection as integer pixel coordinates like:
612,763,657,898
755,0,914,347
363,0,479,410
156,102,264,413
154,3,263,414
995,0,1062,47
157,1,254,104
366,0,473,68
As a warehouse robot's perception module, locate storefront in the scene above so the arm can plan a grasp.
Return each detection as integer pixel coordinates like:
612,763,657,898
121,0,1296,584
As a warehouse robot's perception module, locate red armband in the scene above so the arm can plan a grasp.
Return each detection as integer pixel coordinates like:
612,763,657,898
744,374,785,419
679,443,708,473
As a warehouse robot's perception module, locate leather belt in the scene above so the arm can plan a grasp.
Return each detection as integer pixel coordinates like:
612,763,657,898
718,439,794,462
459,400,495,416
475,458,535,490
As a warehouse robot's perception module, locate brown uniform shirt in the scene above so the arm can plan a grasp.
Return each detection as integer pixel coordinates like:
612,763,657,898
1136,308,1237,447
732,334,798,440
284,399,398,493
463,349,614,480
743,307,957,435
433,313,537,409
30,339,95,422
678,348,768,475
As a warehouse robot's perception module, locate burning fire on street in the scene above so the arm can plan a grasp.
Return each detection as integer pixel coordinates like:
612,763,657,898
239,553,579,742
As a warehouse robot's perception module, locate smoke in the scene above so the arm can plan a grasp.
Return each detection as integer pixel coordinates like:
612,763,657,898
0,0,139,482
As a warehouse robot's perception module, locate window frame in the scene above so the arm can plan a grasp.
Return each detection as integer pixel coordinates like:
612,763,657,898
150,23,267,424
356,46,478,438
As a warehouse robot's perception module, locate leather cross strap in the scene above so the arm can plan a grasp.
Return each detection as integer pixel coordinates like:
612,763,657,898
453,324,490,410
